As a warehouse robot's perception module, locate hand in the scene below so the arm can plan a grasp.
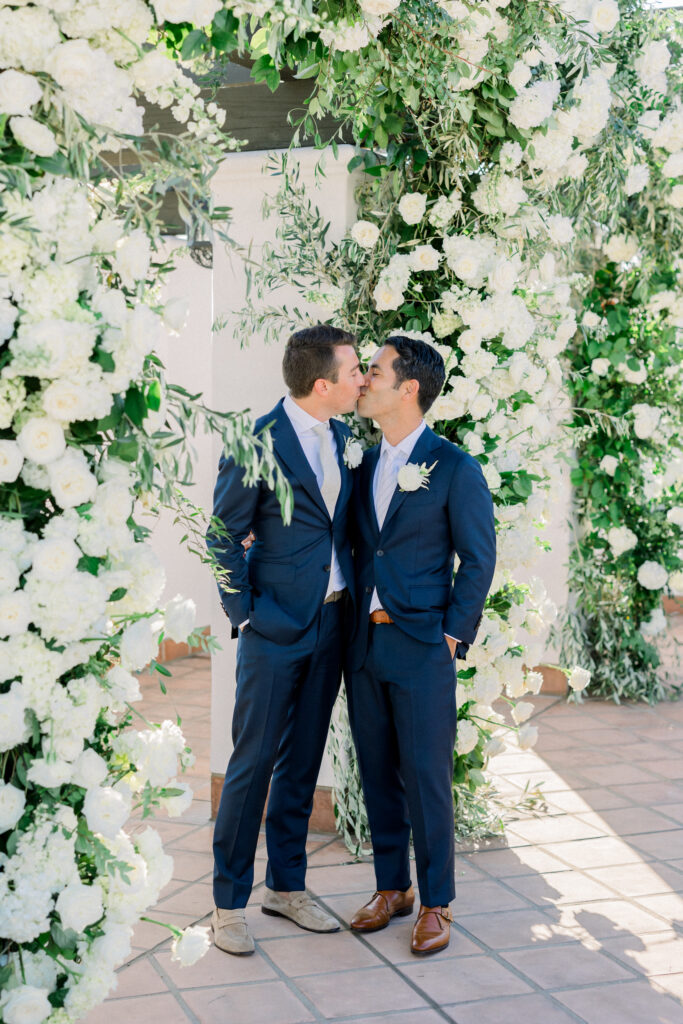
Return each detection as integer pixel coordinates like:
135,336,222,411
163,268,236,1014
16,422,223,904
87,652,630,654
241,529,256,554
445,635,457,659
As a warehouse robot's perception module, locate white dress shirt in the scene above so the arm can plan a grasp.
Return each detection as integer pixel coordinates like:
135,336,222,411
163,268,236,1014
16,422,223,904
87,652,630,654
282,394,346,598
370,421,457,642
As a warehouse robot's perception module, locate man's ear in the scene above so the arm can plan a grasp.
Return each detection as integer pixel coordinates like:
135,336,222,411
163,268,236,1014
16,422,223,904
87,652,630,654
313,377,329,397
402,379,420,402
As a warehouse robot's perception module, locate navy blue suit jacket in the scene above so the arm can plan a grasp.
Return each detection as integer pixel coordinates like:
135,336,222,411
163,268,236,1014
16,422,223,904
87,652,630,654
208,398,356,645
349,425,496,671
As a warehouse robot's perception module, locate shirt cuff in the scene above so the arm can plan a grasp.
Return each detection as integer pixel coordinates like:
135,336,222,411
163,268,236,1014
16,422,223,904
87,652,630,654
238,619,249,630
445,633,460,642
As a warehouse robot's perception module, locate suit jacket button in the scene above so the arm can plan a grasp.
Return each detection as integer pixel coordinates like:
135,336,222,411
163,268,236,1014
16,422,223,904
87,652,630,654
376,549,384,557
323,564,331,572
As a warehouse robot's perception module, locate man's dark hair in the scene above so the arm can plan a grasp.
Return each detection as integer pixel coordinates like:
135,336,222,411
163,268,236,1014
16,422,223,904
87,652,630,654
282,324,357,398
386,335,446,414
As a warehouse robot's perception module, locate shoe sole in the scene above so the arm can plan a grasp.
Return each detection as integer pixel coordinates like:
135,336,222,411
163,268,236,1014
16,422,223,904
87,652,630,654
210,922,255,956
410,938,450,956
350,905,414,933
261,906,341,933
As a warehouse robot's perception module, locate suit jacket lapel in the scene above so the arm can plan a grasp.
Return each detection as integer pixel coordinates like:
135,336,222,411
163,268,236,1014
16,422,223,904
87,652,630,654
269,399,329,519
380,426,442,534
362,444,381,537
330,418,351,520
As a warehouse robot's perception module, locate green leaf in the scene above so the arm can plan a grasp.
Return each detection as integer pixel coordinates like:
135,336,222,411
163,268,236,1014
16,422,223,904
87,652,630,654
124,387,148,427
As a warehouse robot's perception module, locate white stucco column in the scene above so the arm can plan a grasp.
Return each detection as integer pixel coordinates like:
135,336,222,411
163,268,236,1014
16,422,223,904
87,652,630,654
208,146,358,794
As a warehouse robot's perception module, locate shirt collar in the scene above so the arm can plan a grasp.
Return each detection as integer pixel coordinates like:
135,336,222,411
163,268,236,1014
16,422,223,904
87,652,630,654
380,420,426,460
283,393,329,435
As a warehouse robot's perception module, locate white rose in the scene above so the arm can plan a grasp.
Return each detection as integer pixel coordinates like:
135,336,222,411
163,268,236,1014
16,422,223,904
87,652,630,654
511,701,534,724
0,780,25,833
397,192,427,225
17,418,66,466
48,451,97,509
119,616,162,671
397,463,425,491
410,245,440,272
637,560,668,590
607,526,637,557
170,924,210,966
373,281,404,312
2,986,52,1024
9,117,57,158
517,723,539,749
624,164,650,196
30,538,80,582
71,748,108,789
83,786,130,839
0,70,42,116
567,666,591,691
56,881,103,933
590,0,619,33
591,358,610,376
350,220,380,249
0,590,31,638
164,594,196,643
599,454,619,476
666,507,683,528
0,441,23,483
455,720,479,755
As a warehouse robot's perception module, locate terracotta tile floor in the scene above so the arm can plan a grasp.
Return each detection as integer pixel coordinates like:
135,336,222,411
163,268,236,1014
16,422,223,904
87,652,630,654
85,637,683,1024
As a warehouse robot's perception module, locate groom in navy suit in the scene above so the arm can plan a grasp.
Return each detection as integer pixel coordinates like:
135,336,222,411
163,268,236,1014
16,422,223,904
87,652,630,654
347,336,496,956
207,325,364,955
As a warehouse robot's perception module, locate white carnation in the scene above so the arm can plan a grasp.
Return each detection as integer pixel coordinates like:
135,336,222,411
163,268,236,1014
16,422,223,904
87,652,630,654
455,719,479,755
624,164,650,196
71,748,108,789
119,616,162,671
568,666,591,691
0,70,42,117
170,924,210,966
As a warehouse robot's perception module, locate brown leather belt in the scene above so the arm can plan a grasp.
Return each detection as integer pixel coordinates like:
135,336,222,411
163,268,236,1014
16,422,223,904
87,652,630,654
323,588,347,605
369,609,394,624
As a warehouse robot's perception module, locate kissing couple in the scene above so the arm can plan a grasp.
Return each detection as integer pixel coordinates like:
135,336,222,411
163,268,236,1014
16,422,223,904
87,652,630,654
207,324,496,958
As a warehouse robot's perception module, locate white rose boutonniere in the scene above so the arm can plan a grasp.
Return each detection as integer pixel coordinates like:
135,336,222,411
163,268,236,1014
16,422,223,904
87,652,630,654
343,437,364,469
397,460,437,492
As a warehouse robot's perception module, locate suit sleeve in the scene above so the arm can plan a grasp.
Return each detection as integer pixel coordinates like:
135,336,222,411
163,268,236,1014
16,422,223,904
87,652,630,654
206,453,260,629
444,454,496,654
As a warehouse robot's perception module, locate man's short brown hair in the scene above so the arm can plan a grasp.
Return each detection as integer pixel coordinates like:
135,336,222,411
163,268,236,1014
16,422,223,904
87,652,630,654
282,324,357,398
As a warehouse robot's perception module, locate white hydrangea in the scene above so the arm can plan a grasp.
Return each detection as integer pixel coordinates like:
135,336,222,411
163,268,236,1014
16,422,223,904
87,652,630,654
607,526,637,557
637,560,668,590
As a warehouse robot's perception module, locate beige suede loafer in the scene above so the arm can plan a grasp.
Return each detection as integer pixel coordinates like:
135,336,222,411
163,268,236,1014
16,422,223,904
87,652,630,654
261,888,340,932
211,907,255,956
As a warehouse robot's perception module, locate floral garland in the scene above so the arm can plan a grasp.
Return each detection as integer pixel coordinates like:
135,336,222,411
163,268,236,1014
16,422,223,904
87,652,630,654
0,1,299,1019
556,3,683,702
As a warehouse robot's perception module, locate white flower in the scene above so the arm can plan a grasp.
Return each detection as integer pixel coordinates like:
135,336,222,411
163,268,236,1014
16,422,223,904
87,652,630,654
668,570,683,593
0,683,29,751
599,454,619,476
0,781,25,833
48,451,97,509
525,671,544,695
546,214,574,246
397,192,427,225
632,403,662,440
583,311,601,329
170,924,211,966
635,40,670,93
152,0,221,23
119,616,162,671
567,666,591,692
16,417,66,466
410,245,440,272
511,701,534,724
517,723,539,749
30,538,80,582
397,460,436,492
164,594,197,643
607,526,637,557
591,358,610,377
455,720,479,755
590,0,619,33
83,786,131,839
373,280,404,312
604,234,638,263
350,220,380,249
667,185,683,210
71,748,108,789
508,60,531,91
2,986,52,1024
618,361,647,385
359,0,400,15
499,141,523,171
114,230,152,289
637,560,668,590
0,70,42,117
105,665,142,705
0,441,23,483
26,757,72,788
640,608,667,637
508,79,560,131
162,781,193,817
666,507,683,528
56,881,104,933
9,117,57,158
662,151,683,179
0,590,31,638
343,437,364,469
624,164,650,196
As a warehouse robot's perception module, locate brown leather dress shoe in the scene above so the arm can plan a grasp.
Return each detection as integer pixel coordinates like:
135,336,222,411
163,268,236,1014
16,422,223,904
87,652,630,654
350,886,415,932
410,904,453,956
